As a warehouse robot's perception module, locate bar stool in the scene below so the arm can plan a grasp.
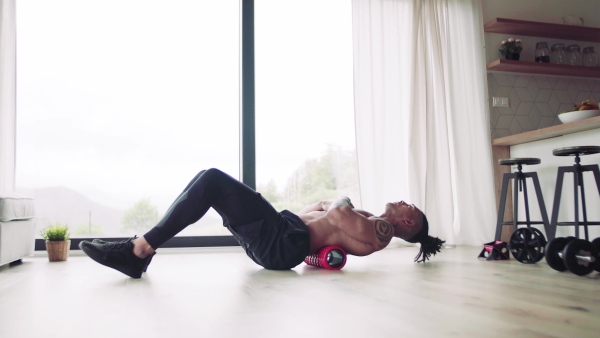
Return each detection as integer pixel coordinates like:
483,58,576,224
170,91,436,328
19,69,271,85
494,158,551,242
548,146,600,242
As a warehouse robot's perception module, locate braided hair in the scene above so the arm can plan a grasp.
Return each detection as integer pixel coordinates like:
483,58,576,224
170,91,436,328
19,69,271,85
405,214,445,263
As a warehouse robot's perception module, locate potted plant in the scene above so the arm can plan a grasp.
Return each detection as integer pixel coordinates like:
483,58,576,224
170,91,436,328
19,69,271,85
499,37,523,60
40,223,71,262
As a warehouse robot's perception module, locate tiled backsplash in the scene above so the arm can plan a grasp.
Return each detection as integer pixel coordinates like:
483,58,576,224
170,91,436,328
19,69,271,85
487,73,600,139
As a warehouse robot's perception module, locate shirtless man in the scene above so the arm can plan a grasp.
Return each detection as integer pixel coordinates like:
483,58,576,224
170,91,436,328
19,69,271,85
80,168,444,278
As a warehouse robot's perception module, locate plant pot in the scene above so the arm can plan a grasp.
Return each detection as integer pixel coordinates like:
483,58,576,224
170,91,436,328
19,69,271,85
46,240,71,261
505,53,520,61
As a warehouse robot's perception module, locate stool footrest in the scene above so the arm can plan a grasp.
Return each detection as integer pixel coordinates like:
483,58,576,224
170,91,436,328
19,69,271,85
501,221,546,225
556,222,600,226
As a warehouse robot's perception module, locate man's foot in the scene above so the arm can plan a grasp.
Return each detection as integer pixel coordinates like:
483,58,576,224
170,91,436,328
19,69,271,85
79,237,155,278
91,238,154,272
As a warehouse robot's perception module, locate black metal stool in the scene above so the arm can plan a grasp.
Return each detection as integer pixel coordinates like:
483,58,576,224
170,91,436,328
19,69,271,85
548,146,600,242
494,158,550,263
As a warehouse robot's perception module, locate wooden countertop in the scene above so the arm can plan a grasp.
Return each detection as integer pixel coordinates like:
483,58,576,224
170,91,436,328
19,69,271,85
492,115,600,146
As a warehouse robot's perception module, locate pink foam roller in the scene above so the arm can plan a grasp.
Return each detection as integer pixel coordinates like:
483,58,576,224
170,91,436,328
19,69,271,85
304,245,347,270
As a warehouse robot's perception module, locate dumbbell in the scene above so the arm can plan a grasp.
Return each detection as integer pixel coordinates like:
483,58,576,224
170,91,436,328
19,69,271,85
593,238,600,273
544,237,600,276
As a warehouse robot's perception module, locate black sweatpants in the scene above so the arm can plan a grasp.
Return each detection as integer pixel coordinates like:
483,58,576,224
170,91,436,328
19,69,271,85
143,168,310,270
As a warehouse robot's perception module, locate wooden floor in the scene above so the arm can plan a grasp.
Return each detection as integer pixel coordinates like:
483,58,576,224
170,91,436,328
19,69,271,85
1,245,599,338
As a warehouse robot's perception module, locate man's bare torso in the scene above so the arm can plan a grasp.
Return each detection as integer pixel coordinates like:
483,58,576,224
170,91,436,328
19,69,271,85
298,210,389,257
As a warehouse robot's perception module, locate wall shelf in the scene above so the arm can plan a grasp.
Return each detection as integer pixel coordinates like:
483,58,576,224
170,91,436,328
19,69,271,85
484,18,600,43
486,59,600,78
485,18,600,78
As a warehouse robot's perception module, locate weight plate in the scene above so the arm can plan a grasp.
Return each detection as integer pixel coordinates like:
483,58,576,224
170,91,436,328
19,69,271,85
592,238,600,272
530,228,547,253
509,228,544,264
544,237,569,271
563,239,598,276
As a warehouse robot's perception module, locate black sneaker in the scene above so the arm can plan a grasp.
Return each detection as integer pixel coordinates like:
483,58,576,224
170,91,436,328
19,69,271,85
79,236,155,278
91,238,154,272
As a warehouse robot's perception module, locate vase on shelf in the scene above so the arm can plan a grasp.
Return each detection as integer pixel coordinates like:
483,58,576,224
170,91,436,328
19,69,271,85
505,53,520,61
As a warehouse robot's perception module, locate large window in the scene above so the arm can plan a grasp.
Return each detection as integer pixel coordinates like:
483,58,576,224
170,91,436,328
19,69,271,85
17,0,359,242
255,0,359,211
17,0,239,238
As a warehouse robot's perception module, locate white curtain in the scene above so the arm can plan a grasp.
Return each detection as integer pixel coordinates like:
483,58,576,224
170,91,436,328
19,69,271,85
352,0,496,245
0,0,16,192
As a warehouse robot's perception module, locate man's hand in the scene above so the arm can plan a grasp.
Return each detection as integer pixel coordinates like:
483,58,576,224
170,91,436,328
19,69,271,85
330,196,354,209
329,196,375,219
297,200,333,215
326,196,358,224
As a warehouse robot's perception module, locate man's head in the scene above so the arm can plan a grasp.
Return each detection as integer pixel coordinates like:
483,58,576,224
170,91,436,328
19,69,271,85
380,201,445,262
381,201,424,240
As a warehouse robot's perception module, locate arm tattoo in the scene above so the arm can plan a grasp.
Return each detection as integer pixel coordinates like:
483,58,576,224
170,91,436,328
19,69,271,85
375,219,393,242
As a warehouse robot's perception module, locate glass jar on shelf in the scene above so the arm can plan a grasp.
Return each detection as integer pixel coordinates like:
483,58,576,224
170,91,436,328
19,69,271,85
535,42,550,63
567,45,582,65
550,43,567,64
582,47,598,67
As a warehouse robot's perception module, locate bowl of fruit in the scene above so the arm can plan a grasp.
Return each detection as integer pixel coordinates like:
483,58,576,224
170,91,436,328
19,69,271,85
558,99,600,124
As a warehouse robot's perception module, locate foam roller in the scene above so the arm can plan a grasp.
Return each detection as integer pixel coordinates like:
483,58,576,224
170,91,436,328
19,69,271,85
304,245,347,270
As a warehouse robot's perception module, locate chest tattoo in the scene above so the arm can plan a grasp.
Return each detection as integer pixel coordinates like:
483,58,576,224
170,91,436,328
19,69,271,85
375,219,393,242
